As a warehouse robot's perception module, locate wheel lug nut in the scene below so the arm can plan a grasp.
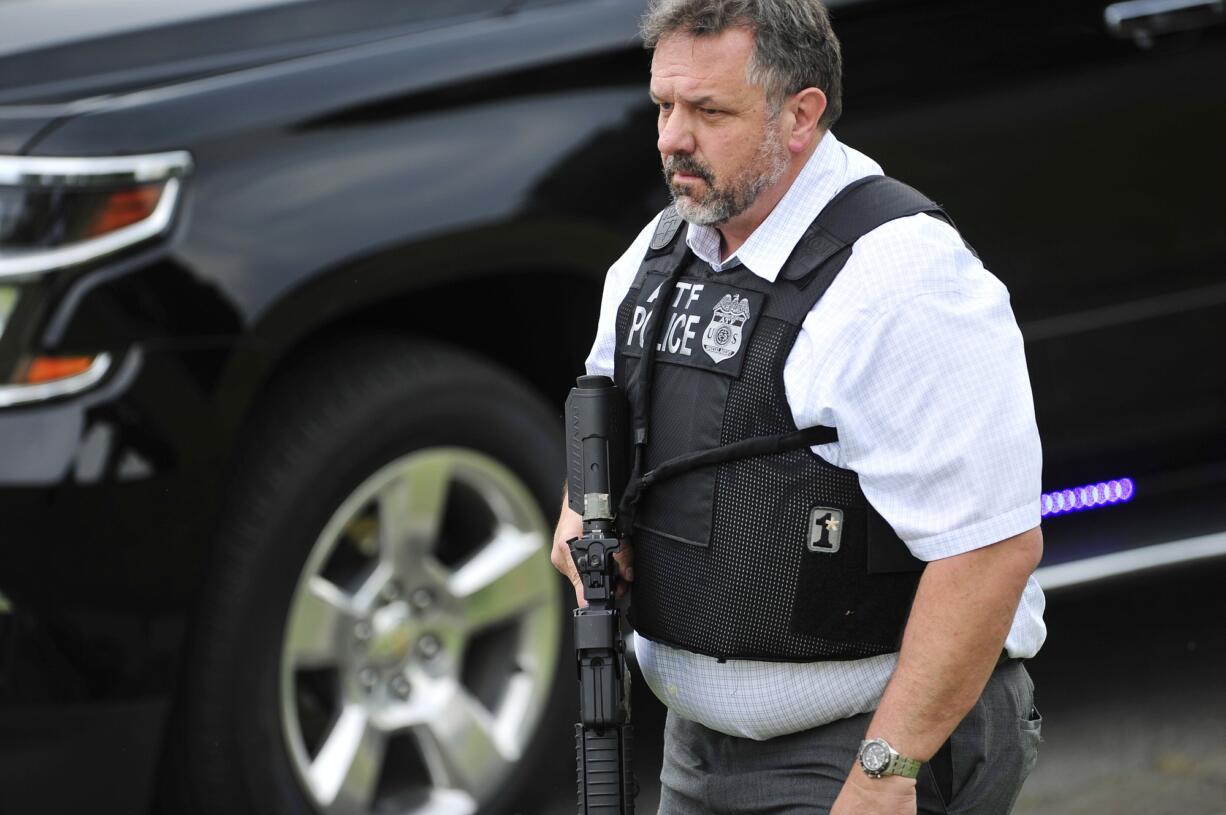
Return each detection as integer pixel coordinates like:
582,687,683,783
353,621,372,641
381,581,403,602
410,588,435,611
390,676,412,699
417,634,441,660
359,667,379,688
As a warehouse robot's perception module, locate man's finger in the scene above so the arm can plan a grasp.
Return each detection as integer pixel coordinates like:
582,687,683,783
612,546,634,582
551,539,587,608
570,574,587,608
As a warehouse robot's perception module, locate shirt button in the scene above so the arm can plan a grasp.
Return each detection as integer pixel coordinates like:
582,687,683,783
667,683,678,696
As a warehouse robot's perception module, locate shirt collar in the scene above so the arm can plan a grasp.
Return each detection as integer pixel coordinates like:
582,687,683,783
685,129,850,282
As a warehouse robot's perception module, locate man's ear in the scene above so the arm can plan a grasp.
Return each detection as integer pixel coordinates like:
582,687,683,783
786,87,828,153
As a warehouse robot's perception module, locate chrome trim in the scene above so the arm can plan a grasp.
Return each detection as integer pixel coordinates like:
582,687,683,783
0,352,113,408
0,176,185,282
1035,530,1226,591
1104,0,1224,44
1021,280,1226,343
0,150,193,188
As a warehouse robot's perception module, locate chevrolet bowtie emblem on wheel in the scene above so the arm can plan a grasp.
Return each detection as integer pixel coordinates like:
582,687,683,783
702,293,750,363
807,507,844,553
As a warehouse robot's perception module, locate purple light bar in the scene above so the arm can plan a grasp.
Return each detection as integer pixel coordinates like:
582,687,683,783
1040,478,1134,517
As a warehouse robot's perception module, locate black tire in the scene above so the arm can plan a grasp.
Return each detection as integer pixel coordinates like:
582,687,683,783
172,336,573,815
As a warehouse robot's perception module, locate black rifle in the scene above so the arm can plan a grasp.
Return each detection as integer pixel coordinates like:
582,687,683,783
565,374,636,815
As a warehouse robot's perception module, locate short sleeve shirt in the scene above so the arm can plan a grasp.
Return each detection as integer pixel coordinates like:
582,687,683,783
585,130,1046,739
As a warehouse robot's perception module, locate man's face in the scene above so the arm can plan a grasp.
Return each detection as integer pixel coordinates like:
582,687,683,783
650,28,788,227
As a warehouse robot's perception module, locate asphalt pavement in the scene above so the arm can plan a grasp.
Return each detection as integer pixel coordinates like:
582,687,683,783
1014,559,1226,814
538,557,1226,815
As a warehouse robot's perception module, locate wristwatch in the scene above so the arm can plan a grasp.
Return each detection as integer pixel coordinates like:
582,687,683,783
857,737,922,779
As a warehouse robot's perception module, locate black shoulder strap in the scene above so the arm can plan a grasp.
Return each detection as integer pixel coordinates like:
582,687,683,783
629,207,691,443
780,175,951,283
620,209,690,528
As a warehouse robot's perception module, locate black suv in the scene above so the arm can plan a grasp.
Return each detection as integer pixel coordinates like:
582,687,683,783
1,1,1223,814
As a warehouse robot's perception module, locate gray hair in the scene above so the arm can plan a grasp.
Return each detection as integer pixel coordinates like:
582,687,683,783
640,0,843,127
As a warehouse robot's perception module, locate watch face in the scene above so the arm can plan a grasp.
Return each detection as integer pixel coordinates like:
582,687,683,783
861,741,890,773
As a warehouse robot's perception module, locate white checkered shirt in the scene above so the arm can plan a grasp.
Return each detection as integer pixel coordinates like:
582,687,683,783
585,130,1046,740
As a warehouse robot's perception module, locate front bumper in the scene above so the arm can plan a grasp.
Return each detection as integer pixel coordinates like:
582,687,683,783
0,339,244,708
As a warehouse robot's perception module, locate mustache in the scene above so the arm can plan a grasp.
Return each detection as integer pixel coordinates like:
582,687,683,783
663,154,714,186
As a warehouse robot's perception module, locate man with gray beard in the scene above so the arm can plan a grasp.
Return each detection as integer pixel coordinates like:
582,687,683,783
551,1,1046,813
663,111,789,226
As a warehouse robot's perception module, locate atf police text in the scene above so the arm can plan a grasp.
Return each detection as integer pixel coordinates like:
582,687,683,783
627,281,706,357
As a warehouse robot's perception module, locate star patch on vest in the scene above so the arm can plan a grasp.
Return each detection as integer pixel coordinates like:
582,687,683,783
807,507,844,553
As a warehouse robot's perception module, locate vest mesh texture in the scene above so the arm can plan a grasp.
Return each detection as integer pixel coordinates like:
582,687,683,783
617,249,921,661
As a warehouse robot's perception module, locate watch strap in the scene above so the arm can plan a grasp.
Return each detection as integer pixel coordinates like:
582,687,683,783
887,754,922,779
859,738,923,779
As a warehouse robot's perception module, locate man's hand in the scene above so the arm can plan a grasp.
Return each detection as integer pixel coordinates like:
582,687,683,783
866,526,1042,761
830,771,916,815
550,488,634,608
551,500,587,606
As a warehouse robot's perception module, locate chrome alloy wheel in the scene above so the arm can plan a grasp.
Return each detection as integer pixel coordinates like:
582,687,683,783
279,448,561,815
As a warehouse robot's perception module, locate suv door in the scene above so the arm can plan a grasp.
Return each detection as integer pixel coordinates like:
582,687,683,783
834,0,1226,561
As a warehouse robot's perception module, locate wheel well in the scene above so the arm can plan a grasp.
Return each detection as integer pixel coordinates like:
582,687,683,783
161,267,599,808
255,268,602,417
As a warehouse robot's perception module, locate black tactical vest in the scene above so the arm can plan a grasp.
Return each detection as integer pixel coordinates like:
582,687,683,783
613,176,961,662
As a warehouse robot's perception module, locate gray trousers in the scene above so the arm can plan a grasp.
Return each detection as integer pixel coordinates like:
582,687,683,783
657,660,1041,815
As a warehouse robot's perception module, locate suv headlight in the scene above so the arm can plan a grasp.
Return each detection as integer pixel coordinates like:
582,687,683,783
0,151,189,404
0,151,193,281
